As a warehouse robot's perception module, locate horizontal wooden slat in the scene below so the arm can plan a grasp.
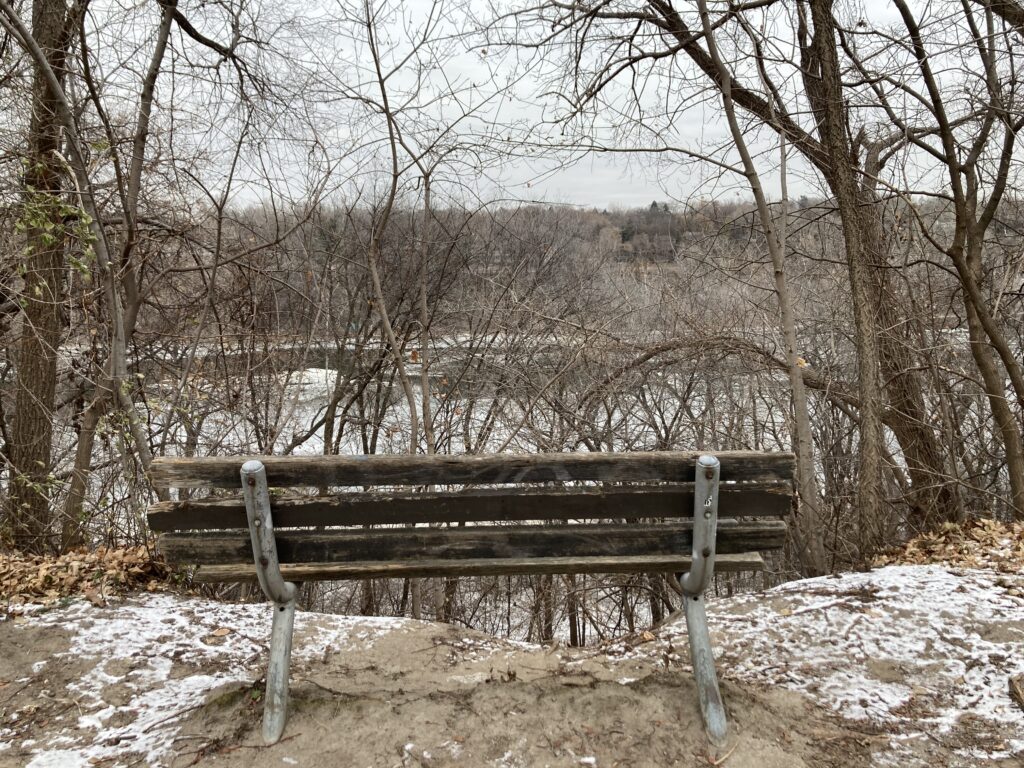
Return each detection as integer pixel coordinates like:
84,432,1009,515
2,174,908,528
158,520,786,566
189,552,768,582
147,482,793,532
150,451,795,490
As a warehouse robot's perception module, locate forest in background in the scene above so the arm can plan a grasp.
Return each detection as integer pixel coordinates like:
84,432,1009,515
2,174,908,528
0,0,1023,642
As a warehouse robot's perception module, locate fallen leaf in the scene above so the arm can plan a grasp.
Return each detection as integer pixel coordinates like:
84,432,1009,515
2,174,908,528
211,627,232,637
1010,675,1024,713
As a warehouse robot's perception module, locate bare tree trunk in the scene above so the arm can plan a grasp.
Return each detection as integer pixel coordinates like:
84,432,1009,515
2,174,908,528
365,11,421,617
440,577,458,623
419,174,436,456
858,149,960,529
889,0,1023,520
697,0,827,573
365,10,419,456
3,0,176,550
361,579,376,616
366,242,419,454
962,237,1024,516
646,573,663,626
62,397,103,549
6,0,70,553
777,177,829,573
74,3,172,513
410,577,422,620
567,575,580,647
621,583,635,634
540,575,555,642
802,0,888,556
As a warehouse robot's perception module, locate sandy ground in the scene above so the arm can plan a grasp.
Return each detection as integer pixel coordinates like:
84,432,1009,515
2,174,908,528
1,565,1022,768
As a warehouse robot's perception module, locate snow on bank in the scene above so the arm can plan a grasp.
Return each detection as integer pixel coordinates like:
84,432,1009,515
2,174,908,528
3,595,413,767
2,565,1023,767
614,565,1024,765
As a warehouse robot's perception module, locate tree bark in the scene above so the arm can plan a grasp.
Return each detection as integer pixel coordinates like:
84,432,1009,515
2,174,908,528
961,237,1024,516
62,395,103,549
696,0,827,573
857,150,961,529
6,0,70,553
802,0,888,556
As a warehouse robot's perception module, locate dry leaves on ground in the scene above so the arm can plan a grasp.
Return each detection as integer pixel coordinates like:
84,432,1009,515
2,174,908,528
873,518,1024,573
0,545,172,608
1011,675,1024,713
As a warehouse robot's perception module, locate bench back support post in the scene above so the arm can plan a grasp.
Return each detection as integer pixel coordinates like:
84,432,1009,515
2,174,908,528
679,454,720,596
241,460,298,605
241,460,298,745
677,455,728,747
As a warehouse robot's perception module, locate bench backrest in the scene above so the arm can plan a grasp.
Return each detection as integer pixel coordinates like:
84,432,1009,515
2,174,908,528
149,451,793,583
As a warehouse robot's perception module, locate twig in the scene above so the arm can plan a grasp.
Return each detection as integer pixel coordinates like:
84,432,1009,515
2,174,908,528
218,733,301,753
295,677,363,700
142,702,206,733
707,741,738,765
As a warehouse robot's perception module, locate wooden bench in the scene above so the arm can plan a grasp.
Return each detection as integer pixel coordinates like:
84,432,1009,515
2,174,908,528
149,451,793,747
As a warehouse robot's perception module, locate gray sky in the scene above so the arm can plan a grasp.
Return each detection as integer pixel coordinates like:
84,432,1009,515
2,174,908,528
497,155,679,210
151,0,871,211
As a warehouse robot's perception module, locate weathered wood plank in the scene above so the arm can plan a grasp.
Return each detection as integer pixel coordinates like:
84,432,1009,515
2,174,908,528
147,482,793,531
157,520,786,566
189,552,768,582
150,451,795,489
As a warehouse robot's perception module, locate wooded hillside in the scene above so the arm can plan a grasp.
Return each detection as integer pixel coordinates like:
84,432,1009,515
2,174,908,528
0,0,1022,637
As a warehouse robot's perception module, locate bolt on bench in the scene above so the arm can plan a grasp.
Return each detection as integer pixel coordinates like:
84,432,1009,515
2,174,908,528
149,451,793,747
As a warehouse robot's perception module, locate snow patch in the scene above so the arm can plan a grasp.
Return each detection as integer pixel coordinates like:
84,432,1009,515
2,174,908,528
4,566,1023,767
628,565,1024,764
10,593,410,767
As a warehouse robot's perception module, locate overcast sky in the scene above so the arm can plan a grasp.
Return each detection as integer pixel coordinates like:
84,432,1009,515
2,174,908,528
153,0,892,211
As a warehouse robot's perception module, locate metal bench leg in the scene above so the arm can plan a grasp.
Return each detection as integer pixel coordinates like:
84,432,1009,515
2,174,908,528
241,460,298,746
683,592,728,745
678,454,728,747
264,598,296,744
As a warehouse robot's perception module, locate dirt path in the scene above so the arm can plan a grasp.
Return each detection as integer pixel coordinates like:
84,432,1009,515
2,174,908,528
187,623,882,767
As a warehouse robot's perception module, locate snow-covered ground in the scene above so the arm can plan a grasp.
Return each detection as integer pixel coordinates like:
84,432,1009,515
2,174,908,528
1,597,413,767
1,565,1022,767
628,565,1024,765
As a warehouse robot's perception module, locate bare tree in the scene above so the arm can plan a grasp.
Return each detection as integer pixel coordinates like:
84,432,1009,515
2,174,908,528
3,0,72,552
490,0,998,555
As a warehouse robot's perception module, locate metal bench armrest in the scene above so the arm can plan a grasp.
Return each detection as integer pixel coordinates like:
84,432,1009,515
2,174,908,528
678,454,720,597
241,460,297,605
